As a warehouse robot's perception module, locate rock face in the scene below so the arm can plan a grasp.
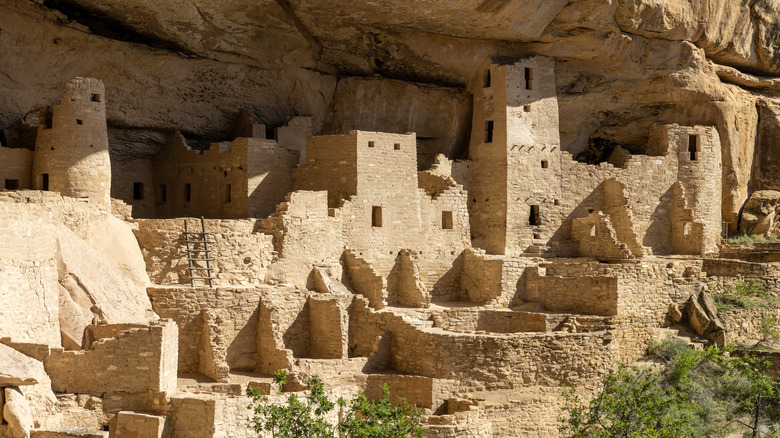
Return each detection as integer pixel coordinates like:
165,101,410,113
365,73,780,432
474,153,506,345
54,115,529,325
0,344,44,387
4,387,33,438
1,1,780,231
739,190,780,236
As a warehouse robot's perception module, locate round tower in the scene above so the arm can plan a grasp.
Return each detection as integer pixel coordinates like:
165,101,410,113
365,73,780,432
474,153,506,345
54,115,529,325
33,77,111,210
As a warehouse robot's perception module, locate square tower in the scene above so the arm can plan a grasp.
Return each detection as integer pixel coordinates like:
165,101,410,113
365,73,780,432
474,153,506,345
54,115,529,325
468,56,562,255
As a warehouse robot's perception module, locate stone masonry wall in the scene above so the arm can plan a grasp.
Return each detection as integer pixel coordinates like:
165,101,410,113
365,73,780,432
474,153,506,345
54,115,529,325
147,286,264,374
33,78,112,212
134,218,274,286
44,320,178,395
0,145,33,190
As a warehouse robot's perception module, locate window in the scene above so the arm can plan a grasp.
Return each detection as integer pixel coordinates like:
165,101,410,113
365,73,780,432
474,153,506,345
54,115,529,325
394,143,401,150
485,121,494,143
42,174,49,191
483,69,491,88
541,160,548,168
368,141,375,148
76,119,83,125
525,67,533,90
372,206,383,227
91,94,101,102
184,183,191,202
4,179,19,190
44,112,52,129
224,184,232,203
442,211,453,230
158,184,167,203
132,182,144,200
529,205,540,226
524,105,531,112
533,233,541,239
688,135,698,161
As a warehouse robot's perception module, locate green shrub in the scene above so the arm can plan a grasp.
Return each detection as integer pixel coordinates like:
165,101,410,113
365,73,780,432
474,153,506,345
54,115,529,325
726,234,777,245
247,370,424,438
560,339,780,438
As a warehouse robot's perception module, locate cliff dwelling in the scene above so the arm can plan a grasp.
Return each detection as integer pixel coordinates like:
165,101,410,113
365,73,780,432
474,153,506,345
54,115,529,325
2,1,780,437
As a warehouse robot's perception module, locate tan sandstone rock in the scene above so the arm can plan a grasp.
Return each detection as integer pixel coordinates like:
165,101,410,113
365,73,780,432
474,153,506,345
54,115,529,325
0,344,43,387
4,387,33,438
739,190,780,236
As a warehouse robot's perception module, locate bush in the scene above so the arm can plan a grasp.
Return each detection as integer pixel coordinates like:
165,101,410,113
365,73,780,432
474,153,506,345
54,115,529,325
247,370,424,438
560,339,780,438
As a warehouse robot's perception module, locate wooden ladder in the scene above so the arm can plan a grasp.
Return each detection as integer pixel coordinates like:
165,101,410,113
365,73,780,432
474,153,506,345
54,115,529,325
184,216,214,288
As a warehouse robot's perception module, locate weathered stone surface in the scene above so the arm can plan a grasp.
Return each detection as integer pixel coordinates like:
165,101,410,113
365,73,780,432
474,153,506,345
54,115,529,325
0,344,44,387
739,190,780,236
698,291,725,333
685,295,711,336
668,303,683,323
4,387,33,438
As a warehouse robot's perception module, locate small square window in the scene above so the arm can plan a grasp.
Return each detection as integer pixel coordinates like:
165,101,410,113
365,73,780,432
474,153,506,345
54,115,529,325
394,143,401,150
442,211,453,230
224,184,232,203
76,119,83,125
368,141,375,148
483,69,491,88
541,160,548,168
372,206,382,227
525,67,533,90
533,233,541,239
524,105,531,112
91,94,102,102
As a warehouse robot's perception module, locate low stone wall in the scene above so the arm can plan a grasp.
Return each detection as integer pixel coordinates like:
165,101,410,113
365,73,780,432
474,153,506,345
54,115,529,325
431,308,547,333
425,391,562,438
45,320,178,396
525,267,618,316
387,315,613,390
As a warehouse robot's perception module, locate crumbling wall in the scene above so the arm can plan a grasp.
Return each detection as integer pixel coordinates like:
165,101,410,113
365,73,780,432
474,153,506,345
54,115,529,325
571,211,632,259
45,320,178,395
245,137,298,218
343,250,386,309
134,219,274,286
148,286,264,374
460,249,503,304
524,267,618,316
431,309,548,333
258,191,342,287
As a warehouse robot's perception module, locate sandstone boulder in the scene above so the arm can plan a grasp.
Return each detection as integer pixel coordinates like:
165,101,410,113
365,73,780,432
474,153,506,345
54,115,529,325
697,291,725,333
0,344,43,387
684,295,711,336
4,387,33,438
667,303,683,323
739,190,780,236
